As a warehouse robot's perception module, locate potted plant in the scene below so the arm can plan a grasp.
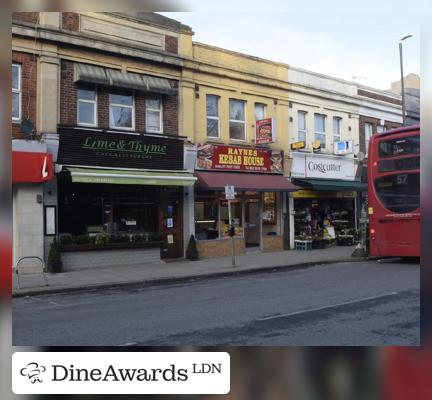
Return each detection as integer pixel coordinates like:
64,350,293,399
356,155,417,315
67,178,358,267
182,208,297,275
47,237,62,273
186,234,199,261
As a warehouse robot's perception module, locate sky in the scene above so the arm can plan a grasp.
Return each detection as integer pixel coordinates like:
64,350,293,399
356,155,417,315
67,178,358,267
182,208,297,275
159,1,422,90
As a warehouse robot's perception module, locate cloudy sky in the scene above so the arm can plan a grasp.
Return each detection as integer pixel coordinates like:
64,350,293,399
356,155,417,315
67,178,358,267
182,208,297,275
159,0,422,90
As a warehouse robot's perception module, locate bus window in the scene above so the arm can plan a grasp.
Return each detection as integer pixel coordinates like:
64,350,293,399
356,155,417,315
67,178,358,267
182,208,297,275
378,135,420,157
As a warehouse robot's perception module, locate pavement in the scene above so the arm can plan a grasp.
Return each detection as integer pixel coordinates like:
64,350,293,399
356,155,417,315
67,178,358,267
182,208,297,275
12,245,370,297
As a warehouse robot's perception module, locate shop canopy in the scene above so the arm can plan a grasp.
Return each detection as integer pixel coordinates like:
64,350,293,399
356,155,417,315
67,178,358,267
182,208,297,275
66,167,196,186
195,171,298,192
292,178,367,192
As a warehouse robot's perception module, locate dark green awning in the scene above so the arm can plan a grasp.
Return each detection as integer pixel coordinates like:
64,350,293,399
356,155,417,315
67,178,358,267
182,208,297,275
292,178,367,192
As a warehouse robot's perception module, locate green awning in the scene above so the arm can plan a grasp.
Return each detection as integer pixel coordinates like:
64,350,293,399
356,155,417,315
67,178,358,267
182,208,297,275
106,69,148,91
143,75,177,95
67,167,196,186
74,64,109,85
292,178,367,191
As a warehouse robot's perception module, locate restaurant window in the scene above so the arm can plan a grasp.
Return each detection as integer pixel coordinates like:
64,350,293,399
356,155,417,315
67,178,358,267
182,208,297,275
314,113,326,149
365,122,373,155
333,116,341,144
146,98,163,133
109,91,134,130
206,94,220,138
229,99,246,141
220,199,243,237
255,103,266,121
77,87,97,126
12,64,21,121
263,192,276,224
298,111,307,142
195,199,219,240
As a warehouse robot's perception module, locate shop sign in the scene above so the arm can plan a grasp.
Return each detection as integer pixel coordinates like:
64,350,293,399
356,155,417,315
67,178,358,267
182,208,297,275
292,190,357,199
334,140,353,155
12,151,53,183
196,143,283,174
255,118,275,144
225,185,235,200
291,152,355,181
57,128,184,171
290,141,306,151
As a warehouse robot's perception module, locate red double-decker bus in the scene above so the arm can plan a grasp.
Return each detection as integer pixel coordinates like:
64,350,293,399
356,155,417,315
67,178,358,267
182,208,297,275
367,124,420,257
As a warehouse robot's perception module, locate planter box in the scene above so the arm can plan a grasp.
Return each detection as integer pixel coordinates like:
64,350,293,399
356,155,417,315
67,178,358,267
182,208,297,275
263,235,283,252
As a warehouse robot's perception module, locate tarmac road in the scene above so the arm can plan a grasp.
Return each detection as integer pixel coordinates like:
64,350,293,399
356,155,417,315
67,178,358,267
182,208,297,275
13,259,419,346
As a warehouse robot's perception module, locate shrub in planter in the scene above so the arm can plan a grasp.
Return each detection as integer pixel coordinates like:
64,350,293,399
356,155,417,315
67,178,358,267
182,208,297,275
95,233,111,245
47,238,62,273
186,234,199,261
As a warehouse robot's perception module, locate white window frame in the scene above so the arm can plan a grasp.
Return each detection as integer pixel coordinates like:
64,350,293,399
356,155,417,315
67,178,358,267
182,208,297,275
145,97,163,134
297,110,307,142
365,122,373,156
229,99,246,141
333,116,341,143
254,102,266,121
377,125,385,133
109,91,135,131
12,63,21,121
77,87,97,127
206,94,220,138
314,113,326,149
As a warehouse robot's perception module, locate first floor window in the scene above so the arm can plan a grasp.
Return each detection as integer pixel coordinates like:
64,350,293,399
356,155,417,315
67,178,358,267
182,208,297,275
254,102,266,121
206,94,219,138
77,87,97,126
109,91,134,129
229,99,246,140
298,110,307,142
365,122,373,155
333,116,341,143
146,98,163,133
314,113,326,149
12,63,21,121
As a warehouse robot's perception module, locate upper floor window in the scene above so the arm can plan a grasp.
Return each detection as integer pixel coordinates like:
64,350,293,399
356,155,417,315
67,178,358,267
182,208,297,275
365,122,373,155
254,103,266,121
229,99,246,141
146,98,163,133
314,113,326,149
206,94,219,138
12,64,21,121
77,87,97,126
109,92,134,130
298,111,307,142
333,117,341,143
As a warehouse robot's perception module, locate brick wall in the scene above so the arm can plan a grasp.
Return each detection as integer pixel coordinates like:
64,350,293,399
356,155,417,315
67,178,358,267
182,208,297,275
62,12,80,31
358,89,402,105
165,35,178,54
196,238,246,259
12,12,39,24
162,93,179,135
12,52,37,139
359,115,402,154
60,60,77,126
262,235,283,252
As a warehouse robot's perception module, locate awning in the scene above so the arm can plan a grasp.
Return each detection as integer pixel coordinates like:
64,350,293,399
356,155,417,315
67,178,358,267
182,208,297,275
292,178,367,191
106,69,148,91
143,75,177,95
195,171,298,192
66,167,196,186
74,64,109,85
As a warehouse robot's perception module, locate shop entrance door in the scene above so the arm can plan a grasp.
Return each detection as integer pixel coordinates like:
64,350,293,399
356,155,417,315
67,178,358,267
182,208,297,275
245,199,260,248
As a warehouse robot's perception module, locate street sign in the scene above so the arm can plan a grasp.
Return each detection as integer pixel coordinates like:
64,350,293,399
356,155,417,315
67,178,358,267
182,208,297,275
225,185,235,200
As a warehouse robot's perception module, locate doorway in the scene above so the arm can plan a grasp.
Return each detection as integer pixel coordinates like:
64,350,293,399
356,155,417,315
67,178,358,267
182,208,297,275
245,199,260,248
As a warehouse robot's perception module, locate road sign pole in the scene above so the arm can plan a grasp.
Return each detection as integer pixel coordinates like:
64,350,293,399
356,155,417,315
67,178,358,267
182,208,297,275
228,199,235,267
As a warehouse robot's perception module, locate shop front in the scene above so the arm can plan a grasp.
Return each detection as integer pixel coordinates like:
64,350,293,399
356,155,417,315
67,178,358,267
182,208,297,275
194,143,297,258
290,152,366,249
56,127,196,269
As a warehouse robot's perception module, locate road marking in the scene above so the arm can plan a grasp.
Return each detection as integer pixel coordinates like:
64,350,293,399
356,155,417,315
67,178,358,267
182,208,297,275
256,292,399,322
27,296,61,307
118,342,138,346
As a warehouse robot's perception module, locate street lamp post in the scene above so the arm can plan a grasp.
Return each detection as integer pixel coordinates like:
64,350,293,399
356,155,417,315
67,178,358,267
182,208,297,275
399,34,412,126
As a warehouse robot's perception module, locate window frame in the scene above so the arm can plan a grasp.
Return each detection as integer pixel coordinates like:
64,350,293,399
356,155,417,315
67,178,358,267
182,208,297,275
297,110,307,142
254,102,266,122
206,94,220,139
332,116,342,144
365,122,373,155
77,86,98,127
229,99,246,141
109,91,135,131
314,113,326,149
12,63,21,121
145,97,163,134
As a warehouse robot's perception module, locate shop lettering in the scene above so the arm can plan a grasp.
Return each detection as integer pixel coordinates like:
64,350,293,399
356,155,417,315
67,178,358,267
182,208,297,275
218,147,264,167
308,161,341,174
82,137,167,155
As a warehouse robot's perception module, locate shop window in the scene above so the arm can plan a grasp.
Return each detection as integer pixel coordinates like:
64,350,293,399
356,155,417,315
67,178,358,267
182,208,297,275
229,99,246,141
206,94,220,138
254,102,266,121
263,192,276,224
220,199,243,237
109,91,134,130
365,122,373,155
298,110,307,142
12,64,21,121
77,87,97,126
146,98,163,133
333,116,341,144
314,114,326,149
195,199,219,240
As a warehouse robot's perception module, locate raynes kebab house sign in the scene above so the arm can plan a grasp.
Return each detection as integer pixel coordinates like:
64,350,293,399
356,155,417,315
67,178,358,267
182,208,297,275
57,128,184,170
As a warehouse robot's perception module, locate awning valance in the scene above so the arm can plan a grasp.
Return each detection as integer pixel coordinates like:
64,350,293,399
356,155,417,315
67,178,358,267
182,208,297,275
66,167,196,186
292,178,367,191
73,63,177,95
195,171,298,192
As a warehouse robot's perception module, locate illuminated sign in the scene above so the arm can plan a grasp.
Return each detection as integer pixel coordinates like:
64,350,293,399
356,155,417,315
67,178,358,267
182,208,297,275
255,118,275,144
